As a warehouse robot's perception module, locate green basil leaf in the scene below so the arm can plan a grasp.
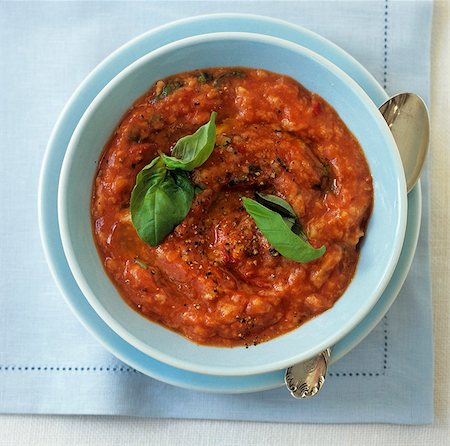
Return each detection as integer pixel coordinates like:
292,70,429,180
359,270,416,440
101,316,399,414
256,193,307,239
130,156,194,246
255,192,296,218
161,112,217,171
282,216,295,230
242,197,325,263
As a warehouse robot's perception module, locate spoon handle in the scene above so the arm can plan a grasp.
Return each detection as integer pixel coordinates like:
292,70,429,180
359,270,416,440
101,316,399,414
285,348,331,398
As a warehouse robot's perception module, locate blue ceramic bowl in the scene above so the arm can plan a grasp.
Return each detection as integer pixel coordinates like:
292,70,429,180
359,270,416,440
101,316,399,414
58,32,407,376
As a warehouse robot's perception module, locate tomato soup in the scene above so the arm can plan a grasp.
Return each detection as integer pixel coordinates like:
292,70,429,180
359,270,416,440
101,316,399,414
92,67,373,347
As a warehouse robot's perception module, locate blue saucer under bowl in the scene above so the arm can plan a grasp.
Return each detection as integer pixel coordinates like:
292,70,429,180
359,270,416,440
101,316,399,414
39,14,420,393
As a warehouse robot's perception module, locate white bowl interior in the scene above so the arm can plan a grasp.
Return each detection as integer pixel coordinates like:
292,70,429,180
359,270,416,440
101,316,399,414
58,32,406,376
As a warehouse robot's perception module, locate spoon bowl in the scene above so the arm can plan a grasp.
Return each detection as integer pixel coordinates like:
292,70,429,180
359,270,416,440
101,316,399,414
379,93,430,192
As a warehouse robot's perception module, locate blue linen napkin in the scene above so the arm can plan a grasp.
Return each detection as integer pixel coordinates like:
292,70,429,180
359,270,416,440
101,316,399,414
0,0,433,423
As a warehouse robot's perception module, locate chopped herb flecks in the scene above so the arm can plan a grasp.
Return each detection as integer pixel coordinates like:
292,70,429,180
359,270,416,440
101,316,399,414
213,71,245,86
155,80,183,101
197,72,214,84
134,258,148,269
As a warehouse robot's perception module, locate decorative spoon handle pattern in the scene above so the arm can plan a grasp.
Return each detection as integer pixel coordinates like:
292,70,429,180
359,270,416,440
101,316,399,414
285,348,331,399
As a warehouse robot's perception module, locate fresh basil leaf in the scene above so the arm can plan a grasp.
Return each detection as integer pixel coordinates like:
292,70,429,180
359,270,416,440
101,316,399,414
255,192,296,218
256,193,308,239
290,221,307,240
282,216,295,230
162,112,217,171
242,197,325,263
130,156,194,246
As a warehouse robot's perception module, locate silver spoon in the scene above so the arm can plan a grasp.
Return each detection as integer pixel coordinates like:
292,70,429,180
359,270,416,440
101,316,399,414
379,93,429,192
285,93,430,399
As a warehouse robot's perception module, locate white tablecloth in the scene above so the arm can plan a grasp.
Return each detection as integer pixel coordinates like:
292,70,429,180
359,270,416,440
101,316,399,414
0,0,448,444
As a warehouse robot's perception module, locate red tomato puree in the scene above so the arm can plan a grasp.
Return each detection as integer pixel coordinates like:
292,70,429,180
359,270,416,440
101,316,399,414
92,67,373,347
